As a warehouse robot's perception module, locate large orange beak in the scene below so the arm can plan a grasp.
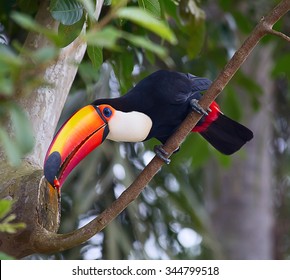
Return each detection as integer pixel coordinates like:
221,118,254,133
44,104,114,188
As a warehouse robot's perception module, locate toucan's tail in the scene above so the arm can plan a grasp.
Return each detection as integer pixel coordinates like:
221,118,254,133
199,113,253,155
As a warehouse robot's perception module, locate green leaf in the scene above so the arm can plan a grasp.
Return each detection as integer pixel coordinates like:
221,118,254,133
2,213,17,224
0,77,13,96
87,45,103,69
138,0,161,18
112,50,135,93
0,199,13,220
159,0,179,21
144,48,156,65
0,45,23,68
86,26,122,50
0,200,26,234
0,102,34,165
116,7,177,44
58,14,85,47
0,127,21,166
0,218,26,233
9,103,34,154
50,0,84,25
123,32,167,58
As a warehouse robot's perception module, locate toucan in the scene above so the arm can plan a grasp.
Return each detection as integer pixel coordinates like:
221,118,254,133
44,70,253,189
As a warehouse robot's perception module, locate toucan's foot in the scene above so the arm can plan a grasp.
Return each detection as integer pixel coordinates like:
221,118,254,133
154,145,171,164
190,99,210,116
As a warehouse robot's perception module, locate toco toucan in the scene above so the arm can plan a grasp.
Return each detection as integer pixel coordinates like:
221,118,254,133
44,70,253,189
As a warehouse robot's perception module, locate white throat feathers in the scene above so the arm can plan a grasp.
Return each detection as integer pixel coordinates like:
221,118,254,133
107,110,152,142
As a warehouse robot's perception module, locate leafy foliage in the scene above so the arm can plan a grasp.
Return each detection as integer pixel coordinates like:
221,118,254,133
138,0,161,18
50,0,84,25
0,199,26,234
58,15,86,47
0,199,24,259
116,7,176,44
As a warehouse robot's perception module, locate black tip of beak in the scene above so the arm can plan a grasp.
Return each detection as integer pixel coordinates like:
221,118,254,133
44,151,61,186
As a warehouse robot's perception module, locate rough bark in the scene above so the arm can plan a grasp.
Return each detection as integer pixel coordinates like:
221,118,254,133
0,170,59,258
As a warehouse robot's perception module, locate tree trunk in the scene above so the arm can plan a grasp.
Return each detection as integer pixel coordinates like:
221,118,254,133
0,0,95,258
204,45,274,259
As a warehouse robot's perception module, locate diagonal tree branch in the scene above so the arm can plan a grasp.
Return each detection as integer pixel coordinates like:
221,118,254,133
33,0,290,254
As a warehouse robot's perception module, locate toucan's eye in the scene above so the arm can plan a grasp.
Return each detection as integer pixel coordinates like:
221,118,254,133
103,107,112,118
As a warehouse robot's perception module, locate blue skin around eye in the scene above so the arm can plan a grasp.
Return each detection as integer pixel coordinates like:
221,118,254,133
103,108,112,117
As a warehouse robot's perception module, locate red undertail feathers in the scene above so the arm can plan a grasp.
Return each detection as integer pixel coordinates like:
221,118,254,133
192,102,253,155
